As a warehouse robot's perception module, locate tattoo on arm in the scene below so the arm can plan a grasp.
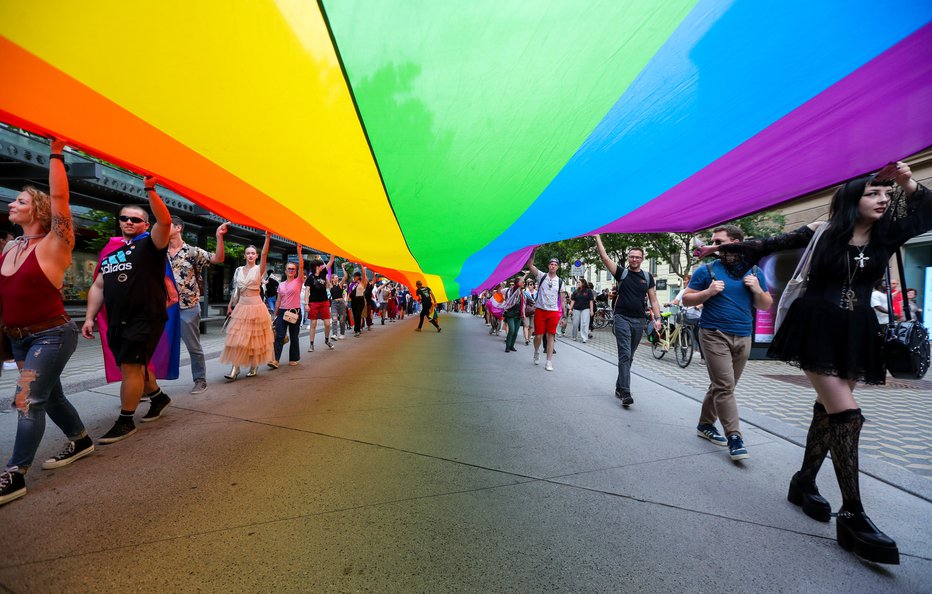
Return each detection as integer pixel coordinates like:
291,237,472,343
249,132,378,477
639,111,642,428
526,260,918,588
51,214,75,248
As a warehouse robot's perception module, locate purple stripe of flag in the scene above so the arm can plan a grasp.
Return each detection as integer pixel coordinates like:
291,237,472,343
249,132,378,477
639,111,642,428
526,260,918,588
595,22,932,234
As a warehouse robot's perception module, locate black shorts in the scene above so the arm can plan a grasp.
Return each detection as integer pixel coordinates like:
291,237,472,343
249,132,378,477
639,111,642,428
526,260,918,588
107,315,166,367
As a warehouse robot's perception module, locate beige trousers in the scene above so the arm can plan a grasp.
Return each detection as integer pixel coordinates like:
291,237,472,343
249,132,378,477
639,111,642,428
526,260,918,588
698,328,751,437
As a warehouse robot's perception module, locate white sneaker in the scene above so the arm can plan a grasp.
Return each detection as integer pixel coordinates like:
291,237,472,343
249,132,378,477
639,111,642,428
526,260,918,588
545,361,553,371
533,352,540,365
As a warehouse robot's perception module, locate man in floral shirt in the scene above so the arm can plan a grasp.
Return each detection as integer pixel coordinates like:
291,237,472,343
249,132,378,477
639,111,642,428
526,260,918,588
168,216,228,394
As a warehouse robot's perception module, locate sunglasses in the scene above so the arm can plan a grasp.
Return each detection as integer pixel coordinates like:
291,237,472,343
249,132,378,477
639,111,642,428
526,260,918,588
118,215,146,224
711,239,726,246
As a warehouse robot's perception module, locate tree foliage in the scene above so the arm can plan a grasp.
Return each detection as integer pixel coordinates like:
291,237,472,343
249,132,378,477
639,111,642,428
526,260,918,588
82,209,118,252
536,211,786,281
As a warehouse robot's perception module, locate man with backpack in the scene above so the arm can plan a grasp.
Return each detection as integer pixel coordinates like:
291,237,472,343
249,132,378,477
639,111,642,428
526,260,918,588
682,225,772,462
594,235,661,407
526,251,565,371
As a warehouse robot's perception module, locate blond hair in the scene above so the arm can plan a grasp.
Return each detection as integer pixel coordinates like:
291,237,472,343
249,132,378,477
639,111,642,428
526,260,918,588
22,185,51,232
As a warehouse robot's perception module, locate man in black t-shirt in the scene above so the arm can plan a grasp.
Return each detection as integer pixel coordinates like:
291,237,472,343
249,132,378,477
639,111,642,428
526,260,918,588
414,281,441,332
594,235,661,408
304,255,335,351
83,176,173,443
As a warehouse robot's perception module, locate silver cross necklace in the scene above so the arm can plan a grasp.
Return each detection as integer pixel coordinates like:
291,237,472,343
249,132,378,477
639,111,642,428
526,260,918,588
853,244,870,269
841,245,868,311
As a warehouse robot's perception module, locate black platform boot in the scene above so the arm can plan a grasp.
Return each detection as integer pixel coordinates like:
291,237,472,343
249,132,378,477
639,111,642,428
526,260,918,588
787,403,832,522
829,409,899,565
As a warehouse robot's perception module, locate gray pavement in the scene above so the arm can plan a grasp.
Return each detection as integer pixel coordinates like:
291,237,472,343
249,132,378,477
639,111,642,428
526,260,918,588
579,323,932,483
0,313,930,592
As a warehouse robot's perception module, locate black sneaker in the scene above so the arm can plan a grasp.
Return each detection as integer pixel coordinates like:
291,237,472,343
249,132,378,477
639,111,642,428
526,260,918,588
621,392,634,407
0,468,26,506
99,420,137,444
308,342,314,353
326,340,334,350
141,394,171,423
42,436,95,469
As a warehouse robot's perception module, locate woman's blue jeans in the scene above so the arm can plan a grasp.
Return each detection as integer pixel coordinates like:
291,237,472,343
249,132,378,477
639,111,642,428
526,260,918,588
273,311,301,363
7,321,83,471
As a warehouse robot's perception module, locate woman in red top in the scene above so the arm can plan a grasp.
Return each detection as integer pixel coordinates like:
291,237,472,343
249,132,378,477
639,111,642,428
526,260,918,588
0,139,91,507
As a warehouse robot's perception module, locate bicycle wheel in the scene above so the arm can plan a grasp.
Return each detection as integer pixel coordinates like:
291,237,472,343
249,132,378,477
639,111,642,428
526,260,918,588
593,310,609,329
651,335,666,359
675,327,694,368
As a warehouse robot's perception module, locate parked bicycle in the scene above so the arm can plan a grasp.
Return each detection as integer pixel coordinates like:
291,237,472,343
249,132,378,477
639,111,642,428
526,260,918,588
592,305,614,329
650,307,694,368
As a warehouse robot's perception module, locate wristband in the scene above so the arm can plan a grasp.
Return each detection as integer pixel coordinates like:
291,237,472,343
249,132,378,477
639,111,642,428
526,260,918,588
49,153,64,161
145,186,156,192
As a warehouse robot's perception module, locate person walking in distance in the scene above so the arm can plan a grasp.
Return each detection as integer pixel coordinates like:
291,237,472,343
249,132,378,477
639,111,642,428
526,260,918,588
0,139,93,506
168,216,227,394
593,235,661,405
569,278,595,343
526,250,565,371
264,271,279,314
304,254,335,352
682,225,771,461
329,262,349,340
83,176,174,443
414,280,441,332
348,267,369,337
502,276,526,353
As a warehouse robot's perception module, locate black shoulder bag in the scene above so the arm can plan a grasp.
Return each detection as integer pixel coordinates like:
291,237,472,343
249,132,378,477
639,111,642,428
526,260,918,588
883,249,929,379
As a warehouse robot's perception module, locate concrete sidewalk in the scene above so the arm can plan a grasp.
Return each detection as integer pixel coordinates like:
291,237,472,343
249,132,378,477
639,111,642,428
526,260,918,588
0,313,929,592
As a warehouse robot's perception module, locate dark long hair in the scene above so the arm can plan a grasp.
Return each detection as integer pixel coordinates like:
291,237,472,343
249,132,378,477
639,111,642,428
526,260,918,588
814,174,894,270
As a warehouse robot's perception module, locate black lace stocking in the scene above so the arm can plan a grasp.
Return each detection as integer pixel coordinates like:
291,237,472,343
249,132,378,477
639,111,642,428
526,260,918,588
798,403,831,484
829,408,865,512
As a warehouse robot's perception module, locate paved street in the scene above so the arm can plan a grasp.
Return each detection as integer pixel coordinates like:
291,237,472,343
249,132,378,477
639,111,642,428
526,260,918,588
1,312,929,592
578,324,932,481
3,315,929,483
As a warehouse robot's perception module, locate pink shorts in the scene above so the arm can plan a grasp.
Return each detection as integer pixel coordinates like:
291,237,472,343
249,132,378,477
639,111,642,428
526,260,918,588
534,309,561,335
307,301,330,320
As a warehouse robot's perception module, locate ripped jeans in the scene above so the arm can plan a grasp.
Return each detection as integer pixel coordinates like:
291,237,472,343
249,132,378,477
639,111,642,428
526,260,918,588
7,320,84,471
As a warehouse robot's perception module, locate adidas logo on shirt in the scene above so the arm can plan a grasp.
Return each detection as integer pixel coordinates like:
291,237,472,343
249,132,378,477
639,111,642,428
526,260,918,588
101,249,134,274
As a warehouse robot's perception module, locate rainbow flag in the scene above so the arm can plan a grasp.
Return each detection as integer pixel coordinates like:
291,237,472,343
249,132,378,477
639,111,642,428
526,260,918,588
2,1,930,298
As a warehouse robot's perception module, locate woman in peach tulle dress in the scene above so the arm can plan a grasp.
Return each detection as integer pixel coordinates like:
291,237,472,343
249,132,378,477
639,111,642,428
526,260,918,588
220,232,273,379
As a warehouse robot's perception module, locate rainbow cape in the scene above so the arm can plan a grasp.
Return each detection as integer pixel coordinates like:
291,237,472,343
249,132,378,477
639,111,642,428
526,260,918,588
94,234,181,383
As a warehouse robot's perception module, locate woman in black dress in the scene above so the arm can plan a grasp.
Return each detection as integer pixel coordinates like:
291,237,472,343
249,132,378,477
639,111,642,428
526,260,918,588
705,161,929,565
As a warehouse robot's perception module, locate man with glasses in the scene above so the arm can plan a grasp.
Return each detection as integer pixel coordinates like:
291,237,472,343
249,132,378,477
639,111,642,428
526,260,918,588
168,216,228,394
594,235,661,406
83,178,175,443
682,225,771,461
